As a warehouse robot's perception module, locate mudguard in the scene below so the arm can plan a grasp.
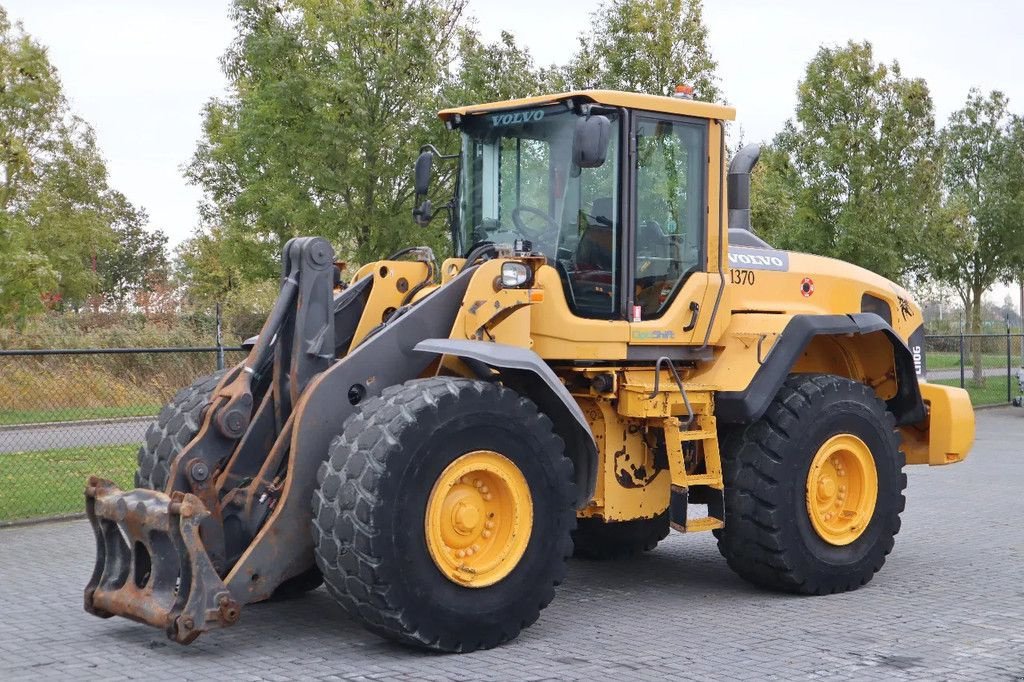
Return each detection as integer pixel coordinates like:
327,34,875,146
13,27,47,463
414,338,598,507
716,313,926,426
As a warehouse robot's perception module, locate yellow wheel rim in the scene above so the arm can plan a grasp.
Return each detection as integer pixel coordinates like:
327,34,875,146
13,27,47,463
425,450,532,588
805,434,878,546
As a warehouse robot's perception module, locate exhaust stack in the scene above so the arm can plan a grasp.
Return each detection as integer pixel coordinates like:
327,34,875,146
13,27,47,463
727,144,761,232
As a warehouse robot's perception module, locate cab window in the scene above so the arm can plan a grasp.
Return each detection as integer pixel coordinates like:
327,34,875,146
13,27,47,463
458,106,621,319
633,117,707,318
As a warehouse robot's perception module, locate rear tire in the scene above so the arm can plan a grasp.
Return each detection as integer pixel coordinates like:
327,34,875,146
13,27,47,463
311,377,576,652
716,373,906,594
572,512,669,560
135,368,323,599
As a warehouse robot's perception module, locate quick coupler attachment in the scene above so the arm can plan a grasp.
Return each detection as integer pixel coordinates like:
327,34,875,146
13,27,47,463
84,477,241,644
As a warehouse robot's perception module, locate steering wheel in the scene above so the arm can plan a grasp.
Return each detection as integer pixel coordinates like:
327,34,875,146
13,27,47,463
512,206,559,242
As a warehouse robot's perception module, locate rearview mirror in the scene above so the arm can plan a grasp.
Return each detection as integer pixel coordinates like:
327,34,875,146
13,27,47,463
413,198,433,227
414,150,433,196
573,115,611,168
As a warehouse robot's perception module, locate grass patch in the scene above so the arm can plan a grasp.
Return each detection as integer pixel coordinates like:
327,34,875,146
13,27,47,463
0,444,137,522
927,352,1009,370
932,377,1012,407
0,405,158,426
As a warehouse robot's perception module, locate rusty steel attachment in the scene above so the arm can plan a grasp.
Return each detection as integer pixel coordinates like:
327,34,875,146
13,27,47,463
82,236,463,644
84,476,240,644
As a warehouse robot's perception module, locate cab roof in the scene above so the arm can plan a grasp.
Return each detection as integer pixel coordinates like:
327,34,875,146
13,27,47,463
437,89,736,122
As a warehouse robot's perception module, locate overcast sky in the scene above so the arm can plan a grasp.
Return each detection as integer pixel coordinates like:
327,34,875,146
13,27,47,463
4,0,1022,304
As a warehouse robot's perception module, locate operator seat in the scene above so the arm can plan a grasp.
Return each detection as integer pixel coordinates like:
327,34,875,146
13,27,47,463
575,197,614,271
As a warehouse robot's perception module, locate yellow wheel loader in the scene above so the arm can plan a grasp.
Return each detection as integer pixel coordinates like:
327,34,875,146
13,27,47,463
84,89,975,652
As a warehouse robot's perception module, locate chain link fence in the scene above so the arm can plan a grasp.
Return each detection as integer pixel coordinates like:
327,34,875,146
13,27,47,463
1,335,1020,524
0,346,245,524
925,333,1024,407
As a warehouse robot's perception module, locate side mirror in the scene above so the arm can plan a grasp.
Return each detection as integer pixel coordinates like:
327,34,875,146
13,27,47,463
414,150,433,196
573,114,611,169
413,198,433,227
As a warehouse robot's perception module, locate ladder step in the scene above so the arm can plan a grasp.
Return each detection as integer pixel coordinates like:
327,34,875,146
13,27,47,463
677,517,725,533
677,429,715,442
684,474,722,488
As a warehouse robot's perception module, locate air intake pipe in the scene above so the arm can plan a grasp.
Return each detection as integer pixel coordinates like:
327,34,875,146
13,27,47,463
727,144,761,232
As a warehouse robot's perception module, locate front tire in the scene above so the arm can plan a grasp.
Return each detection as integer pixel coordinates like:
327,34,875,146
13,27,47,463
135,370,225,490
716,374,906,594
311,377,576,652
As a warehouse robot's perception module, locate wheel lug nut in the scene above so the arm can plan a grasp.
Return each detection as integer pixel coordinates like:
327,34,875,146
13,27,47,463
483,493,492,501
485,521,495,529
456,550,465,558
480,485,489,494
465,547,475,556
474,479,482,488
482,530,492,538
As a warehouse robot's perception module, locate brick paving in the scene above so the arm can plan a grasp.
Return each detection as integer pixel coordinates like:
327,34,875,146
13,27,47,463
1,408,1022,680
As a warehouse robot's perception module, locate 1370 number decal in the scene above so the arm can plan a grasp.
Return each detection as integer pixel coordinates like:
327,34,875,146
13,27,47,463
730,269,756,285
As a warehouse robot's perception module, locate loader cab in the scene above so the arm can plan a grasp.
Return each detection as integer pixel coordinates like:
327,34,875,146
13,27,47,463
454,101,623,318
442,91,732,351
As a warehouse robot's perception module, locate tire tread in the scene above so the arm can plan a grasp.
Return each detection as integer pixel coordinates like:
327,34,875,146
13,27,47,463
312,376,576,652
716,373,907,595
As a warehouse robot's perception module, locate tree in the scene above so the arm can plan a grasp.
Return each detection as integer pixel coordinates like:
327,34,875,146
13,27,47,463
0,9,156,323
183,1,558,301
174,227,239,306
749,143,800,246
446,28,543,106
96,192,169,310
932,90,1024,378
186,0,468,284
761,41,943,283
562,0,719,100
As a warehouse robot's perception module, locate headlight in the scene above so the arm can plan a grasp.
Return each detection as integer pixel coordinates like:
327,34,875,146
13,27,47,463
500,262,531,288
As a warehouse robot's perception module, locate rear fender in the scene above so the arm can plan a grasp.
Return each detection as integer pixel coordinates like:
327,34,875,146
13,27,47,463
413,338,599,507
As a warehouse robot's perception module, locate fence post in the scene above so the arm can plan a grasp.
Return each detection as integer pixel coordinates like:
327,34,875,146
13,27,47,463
216,302,225,371
959,330,965,389
1007,321,1012,404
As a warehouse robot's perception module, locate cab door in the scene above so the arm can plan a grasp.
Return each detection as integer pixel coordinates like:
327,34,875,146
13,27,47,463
627,113,720,353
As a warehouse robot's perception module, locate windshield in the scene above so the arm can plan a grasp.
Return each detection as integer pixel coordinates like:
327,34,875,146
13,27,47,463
456,104,621,317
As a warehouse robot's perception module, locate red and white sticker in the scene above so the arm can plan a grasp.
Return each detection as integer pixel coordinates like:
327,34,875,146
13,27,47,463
632,305,642,322
800,277,815,297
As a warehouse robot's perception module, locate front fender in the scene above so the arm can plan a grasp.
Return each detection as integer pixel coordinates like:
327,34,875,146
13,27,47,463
414,338,598,508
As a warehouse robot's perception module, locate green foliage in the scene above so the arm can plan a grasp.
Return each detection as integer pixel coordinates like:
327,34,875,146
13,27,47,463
929,90,1024,378
563,0,719,100
173,226,239,305
750,144,800,245
96,192,169,309
184,0,468,288
760,41,942,283
932,90,1024,326
447,28,543,105
0,9,159,323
